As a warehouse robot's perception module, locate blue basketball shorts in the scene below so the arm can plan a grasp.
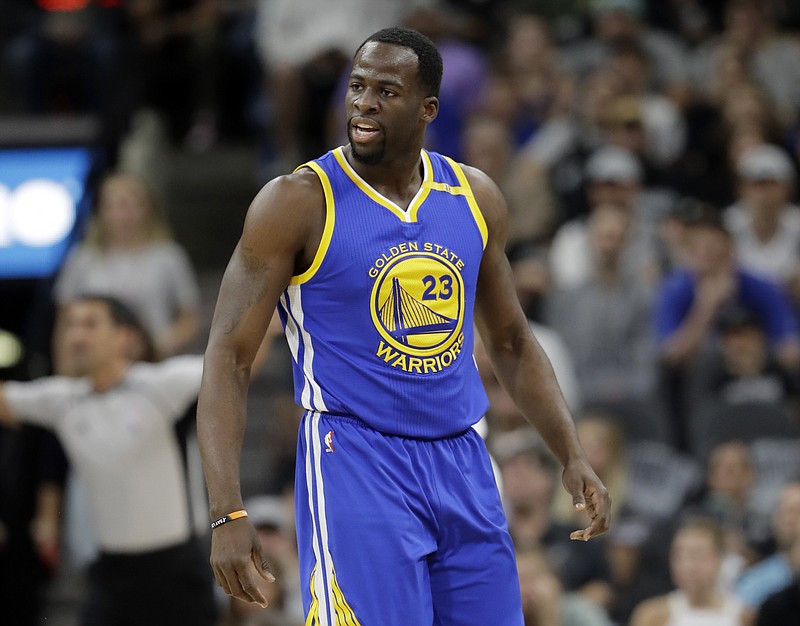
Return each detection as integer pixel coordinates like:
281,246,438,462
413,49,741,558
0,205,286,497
294,410,524,626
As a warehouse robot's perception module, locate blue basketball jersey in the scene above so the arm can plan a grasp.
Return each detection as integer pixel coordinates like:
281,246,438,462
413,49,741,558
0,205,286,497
277,147,490,439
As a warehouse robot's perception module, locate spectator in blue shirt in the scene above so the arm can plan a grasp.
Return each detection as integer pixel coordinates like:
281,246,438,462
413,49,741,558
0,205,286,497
655,204,800,371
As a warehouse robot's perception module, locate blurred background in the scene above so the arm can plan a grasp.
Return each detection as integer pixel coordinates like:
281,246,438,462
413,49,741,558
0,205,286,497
2,0,800,624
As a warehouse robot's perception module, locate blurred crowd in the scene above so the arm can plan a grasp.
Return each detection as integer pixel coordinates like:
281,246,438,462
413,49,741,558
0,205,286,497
3,0,800,624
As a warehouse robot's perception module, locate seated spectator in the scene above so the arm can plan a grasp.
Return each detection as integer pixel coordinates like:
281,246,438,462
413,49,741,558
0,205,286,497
504,66,617,234
602,39,687,170
606,515,670,626
683,441,770,587
516,546,614,626
547,202,658,406
656,204,800,449
629,516,745,626
548,145,667,290
655,205,800,371
495,433,613,609
54,171,201,362
678,80,784,210
723,144,800,304
494,13,573,148
461,114,517,203
686,306,800,455
470,14,573,244
705,307,798,408
735,482,800,618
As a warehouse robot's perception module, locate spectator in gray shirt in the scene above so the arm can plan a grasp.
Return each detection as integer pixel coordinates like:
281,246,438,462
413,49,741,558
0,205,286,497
547,202,657,407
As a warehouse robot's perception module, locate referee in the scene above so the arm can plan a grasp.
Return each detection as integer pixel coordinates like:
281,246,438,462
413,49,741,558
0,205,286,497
0,295,218,626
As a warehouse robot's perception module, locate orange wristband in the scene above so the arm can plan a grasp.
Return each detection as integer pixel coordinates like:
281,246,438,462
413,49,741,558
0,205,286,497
210,509,248,530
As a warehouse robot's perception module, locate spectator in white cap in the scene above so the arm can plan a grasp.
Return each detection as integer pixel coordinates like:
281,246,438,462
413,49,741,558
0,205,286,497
548,145,666,289
722,143,800,304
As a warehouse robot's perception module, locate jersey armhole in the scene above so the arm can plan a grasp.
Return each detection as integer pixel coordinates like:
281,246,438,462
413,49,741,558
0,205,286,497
290,161,336,285
442,156,489,249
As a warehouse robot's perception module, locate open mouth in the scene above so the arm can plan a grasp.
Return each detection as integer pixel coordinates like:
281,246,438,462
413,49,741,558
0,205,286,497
351,119,381,143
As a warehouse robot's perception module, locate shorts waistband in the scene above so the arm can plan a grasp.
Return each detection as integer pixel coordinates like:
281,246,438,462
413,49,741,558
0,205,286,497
305,410,473,441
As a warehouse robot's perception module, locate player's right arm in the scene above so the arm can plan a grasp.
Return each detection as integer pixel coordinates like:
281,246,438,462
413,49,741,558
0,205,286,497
196,169,324,607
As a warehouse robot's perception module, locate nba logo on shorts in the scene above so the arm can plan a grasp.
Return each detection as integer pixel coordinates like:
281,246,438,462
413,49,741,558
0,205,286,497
324,430,334,453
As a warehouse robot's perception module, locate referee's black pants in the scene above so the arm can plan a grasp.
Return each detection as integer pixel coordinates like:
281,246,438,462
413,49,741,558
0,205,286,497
81,537,218,626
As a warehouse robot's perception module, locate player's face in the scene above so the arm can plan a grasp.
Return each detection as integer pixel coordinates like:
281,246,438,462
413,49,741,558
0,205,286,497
345,42,436,166
63,301,126,375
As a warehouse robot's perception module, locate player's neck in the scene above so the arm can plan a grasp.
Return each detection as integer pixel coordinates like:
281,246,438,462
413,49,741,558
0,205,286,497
346,146,424,208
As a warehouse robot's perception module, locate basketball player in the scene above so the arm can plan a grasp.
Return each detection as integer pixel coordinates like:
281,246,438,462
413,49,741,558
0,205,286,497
197,26,610,625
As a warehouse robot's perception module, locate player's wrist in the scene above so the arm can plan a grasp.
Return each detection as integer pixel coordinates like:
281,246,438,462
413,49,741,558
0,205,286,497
208,499,245,521
210,509,248,530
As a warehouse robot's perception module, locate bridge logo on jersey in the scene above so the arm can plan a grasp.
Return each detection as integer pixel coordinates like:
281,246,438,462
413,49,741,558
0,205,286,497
370,248,465,374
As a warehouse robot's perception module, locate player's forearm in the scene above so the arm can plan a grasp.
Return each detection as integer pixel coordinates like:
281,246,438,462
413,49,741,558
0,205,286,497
197,345,252,519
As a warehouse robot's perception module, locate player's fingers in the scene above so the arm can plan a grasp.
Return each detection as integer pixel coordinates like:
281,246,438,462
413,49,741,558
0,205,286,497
251,545,276,583
218,564,246,602
562,473,586,512
570,486,611,541
584,489,612,540
211,562,232,596
215,558,268,607
236,567,269,608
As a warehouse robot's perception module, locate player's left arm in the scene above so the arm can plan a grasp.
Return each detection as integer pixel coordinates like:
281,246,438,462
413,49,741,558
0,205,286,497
466,165,611,541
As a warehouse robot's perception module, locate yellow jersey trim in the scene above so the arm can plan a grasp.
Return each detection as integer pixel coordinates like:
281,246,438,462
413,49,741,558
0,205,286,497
442,156,489,249
333,147,433,223
290,161,336,285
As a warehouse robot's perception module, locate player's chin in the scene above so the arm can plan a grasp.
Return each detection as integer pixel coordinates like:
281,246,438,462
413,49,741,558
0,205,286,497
348,137,384,166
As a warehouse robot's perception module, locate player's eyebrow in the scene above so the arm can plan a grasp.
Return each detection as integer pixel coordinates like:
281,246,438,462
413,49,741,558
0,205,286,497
349,71,405,91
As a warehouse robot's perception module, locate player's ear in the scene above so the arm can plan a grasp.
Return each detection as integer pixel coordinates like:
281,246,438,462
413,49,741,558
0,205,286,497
421,97,438,124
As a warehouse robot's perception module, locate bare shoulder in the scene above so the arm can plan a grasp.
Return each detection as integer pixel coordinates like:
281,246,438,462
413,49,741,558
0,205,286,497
246,167,324,224
629,595,670,626
241,167,326,252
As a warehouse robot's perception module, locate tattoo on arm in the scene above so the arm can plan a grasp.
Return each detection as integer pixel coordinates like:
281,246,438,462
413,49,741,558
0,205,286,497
219,246,272,335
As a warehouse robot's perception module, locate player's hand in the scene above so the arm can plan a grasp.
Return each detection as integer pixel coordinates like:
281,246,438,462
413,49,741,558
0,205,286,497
562,457,611,541
210,519,275,607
